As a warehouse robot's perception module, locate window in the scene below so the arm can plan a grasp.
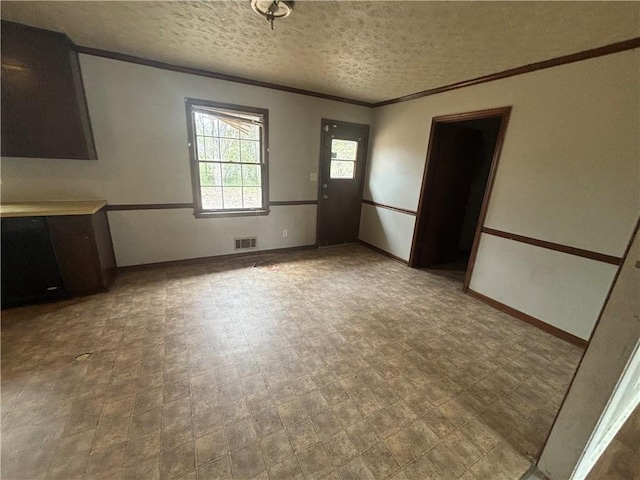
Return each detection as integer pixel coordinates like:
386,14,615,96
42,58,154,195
330,139,358,179
186,98,269,217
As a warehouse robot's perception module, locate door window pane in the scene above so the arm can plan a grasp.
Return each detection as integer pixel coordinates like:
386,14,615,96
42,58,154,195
331,139,358,161
330,160,355,179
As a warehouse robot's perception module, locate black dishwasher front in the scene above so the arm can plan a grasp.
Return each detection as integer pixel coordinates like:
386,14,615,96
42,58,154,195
1,217,65,308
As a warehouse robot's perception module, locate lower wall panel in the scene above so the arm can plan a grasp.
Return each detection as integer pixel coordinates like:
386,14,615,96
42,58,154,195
469,233,617,340
107,205,317,267
358,203,415,261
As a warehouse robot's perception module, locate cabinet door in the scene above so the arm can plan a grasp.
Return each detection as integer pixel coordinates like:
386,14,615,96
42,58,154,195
47,216,103,295
90,210,117,289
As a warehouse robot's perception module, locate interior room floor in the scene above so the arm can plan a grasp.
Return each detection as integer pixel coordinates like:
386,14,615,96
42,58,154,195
1,245,584,480
586,405,640,480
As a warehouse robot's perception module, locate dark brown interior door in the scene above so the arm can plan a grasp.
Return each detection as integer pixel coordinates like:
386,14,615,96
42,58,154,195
414,123,483,266
317,120,369,246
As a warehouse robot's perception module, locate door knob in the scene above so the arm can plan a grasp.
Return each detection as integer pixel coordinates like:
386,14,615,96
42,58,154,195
323,183,328,188
322,194,328,199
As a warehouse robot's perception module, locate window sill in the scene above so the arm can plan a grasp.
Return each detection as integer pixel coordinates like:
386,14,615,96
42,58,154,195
194,209,270,219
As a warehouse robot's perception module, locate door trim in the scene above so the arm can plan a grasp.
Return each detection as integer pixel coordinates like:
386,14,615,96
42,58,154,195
316,119,370,247
408,106,512,292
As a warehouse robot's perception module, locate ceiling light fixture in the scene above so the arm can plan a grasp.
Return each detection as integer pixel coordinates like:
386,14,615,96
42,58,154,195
251,0,293,30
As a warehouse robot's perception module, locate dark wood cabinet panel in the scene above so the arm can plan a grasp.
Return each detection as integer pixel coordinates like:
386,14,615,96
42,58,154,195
47,210,116,296
48,215,102,295
1,21,97,159
90,210,118,288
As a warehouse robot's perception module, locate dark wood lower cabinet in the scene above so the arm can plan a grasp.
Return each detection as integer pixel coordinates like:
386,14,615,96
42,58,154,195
48,210,116,296
1,217,65,307
1,208,116,308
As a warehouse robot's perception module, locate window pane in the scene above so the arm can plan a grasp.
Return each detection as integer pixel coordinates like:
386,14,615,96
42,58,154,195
222,163,242,186
243,187,262,208
331,139,358,161
240,124,260,140
219,120,240,138
330,160,355,179
196,137,205,160
241,140,260,163
196,137,219,161
199,162,222,186
220,139,240,162
242,164,261,187
208,137,220,160
194,112,204,136
201,187,222,209
222,187,243,209
202,115,217,136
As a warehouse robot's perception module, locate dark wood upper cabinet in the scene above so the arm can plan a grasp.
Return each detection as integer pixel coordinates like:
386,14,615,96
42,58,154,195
1,21,97,159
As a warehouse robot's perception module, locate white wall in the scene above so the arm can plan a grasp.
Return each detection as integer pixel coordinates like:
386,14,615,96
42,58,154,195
360,49,640,340
359,203,415,260
0,55,372,266
108,205,317,267
469,235,617,339
538,224,640,479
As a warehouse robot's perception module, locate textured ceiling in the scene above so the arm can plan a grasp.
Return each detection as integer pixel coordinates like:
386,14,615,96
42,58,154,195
1,1,639,103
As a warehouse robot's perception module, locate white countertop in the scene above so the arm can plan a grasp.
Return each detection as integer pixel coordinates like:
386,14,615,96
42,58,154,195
0,200,107,218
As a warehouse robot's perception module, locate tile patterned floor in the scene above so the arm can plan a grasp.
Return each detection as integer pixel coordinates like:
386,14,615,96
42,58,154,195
1,245,584,480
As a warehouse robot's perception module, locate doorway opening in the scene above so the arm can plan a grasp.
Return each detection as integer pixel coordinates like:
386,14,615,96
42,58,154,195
409,107,511,289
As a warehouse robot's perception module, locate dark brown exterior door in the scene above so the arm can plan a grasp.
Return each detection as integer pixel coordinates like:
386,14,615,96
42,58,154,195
413,123,483,267
317,120,369,247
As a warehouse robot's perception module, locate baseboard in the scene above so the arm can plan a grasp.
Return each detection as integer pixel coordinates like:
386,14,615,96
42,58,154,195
466,288,588,348
117,244,318,272
357,239,409,265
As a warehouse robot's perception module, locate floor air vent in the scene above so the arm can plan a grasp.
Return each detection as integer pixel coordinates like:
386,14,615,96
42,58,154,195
235,237,257,249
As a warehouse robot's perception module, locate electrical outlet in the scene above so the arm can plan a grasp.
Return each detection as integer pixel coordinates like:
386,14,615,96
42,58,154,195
310,173,318,181
282,229,288,238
